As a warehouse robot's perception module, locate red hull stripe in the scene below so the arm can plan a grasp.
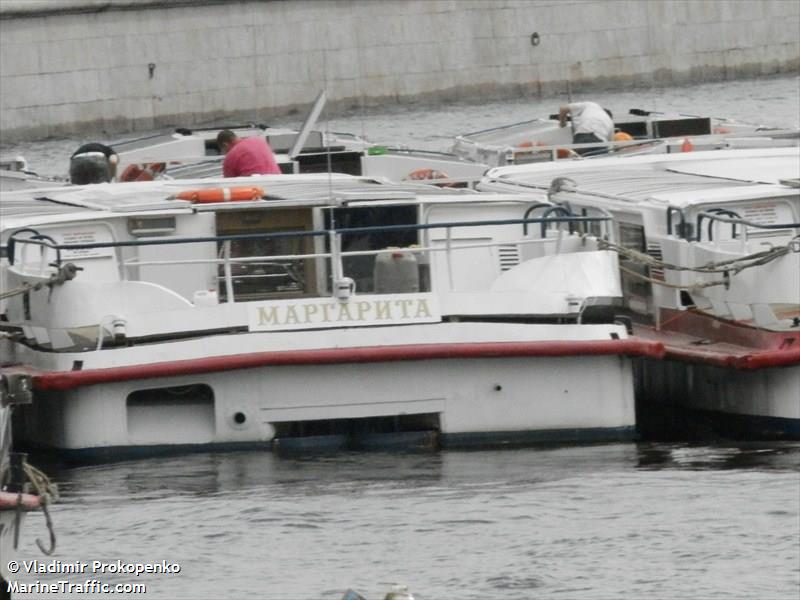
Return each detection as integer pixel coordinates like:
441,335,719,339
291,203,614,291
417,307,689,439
664,346,800,370
658,308,800,350
0,491,42,511
31,339,665,392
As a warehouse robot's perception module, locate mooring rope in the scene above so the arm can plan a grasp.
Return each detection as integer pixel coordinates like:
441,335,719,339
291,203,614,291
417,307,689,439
594,236,795,290
19,460,58,555
0,263,81,301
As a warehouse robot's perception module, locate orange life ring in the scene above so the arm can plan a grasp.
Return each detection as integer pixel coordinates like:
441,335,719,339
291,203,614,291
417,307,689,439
175,186,264,203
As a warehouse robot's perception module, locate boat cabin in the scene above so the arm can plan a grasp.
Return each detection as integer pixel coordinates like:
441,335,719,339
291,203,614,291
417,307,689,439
1,173,623,354
479,148,800,329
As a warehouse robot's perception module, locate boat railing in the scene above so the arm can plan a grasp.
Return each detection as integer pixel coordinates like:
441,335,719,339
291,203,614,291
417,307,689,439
695,209,800,245
6,214,611,300
467,128,799,165
502,137,668,162
666,207,694,240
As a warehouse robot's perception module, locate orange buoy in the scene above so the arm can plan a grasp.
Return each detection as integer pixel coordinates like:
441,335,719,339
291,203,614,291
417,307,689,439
681,138,694,152
613,131,634,141
175,186,264,203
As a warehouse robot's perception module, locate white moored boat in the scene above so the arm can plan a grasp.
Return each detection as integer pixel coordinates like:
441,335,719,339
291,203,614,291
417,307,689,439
114,91,489,186
478,147,800,439
0,174,663,461
452,109,799,167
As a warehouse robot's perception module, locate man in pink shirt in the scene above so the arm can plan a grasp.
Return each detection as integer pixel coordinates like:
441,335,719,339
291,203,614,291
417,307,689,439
217,130,282,177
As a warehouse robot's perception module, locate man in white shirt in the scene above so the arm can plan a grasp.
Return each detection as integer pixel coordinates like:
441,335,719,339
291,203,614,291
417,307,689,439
558,102,614,155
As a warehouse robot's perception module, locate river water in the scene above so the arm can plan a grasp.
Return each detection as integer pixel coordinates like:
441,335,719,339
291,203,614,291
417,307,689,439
3,74,799,174
5,74,800,600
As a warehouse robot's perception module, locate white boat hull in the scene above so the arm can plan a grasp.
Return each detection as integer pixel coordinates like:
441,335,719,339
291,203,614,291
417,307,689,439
13,323,641,459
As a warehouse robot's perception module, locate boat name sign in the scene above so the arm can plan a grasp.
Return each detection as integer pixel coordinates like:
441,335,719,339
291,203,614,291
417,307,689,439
247,293,440,331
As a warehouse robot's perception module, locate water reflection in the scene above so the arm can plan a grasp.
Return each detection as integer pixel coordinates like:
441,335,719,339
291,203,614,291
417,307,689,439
34,440,800,502
16,441,799,600
636,442,800,472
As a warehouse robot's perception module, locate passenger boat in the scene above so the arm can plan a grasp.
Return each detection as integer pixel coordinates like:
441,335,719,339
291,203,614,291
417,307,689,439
0,173,663,461
478,147,800,439
115,91,489,186
452,109,800,167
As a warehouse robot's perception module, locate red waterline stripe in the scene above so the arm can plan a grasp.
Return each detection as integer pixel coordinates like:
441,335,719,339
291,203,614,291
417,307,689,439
31,339,665,392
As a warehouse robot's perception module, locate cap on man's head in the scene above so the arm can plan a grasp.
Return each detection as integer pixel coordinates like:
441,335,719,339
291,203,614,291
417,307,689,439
69,152,111,184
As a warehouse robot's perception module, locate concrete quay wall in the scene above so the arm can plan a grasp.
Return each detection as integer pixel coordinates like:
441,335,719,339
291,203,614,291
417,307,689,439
1,0,798,142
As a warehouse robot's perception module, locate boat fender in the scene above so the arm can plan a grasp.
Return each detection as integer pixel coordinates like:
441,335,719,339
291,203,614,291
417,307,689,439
120,162,166,182
407,168,449,181
556,148,578,159
174,186,264,203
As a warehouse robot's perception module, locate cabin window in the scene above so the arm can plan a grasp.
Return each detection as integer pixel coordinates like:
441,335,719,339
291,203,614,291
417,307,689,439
221,234,308,298
216,208,320,301
128,216,176,236
204,139,221,156
615,120,648,138
617,221,652,315
296,150,363,176
653,117,711,138
327,205,425,294
618,222,646,252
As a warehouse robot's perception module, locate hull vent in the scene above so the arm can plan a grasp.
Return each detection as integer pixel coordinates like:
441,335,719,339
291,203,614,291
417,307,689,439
646,242,665,281
498,244,521,271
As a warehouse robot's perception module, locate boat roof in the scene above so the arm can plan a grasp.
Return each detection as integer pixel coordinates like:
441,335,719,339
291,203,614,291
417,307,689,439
0,172,538,232
482,148,800,208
